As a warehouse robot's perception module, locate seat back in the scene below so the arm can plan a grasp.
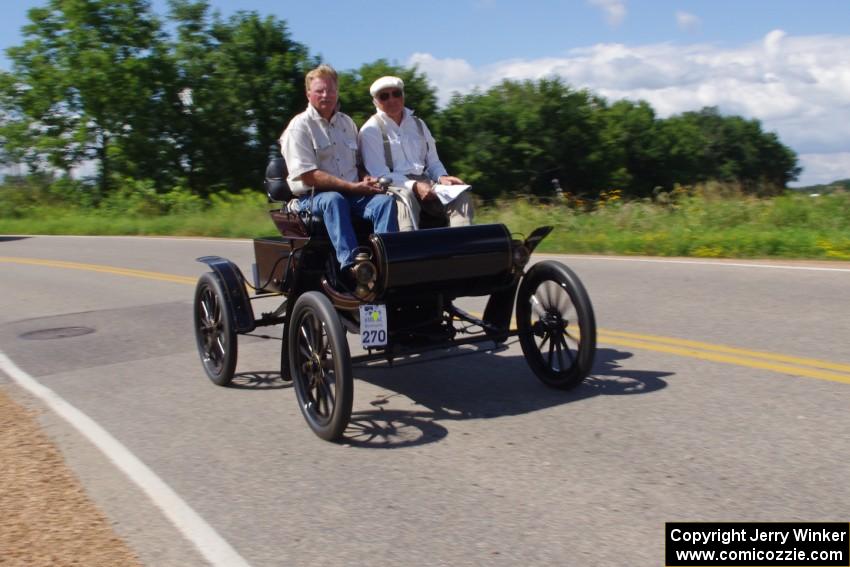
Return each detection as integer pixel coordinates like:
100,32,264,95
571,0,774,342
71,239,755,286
264,143,292,202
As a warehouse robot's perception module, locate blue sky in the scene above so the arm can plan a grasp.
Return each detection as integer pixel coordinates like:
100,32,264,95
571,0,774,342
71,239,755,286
3,0,850,186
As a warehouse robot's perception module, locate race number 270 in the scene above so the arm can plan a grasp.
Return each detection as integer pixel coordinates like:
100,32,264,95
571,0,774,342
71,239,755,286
363,329,386,343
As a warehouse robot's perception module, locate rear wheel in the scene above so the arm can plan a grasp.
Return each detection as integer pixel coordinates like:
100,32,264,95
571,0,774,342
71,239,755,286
194,272,237,386
288,292,353,441
517,261,596,389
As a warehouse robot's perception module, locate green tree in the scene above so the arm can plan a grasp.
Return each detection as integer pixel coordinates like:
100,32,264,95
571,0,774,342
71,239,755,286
438,85,801,200
437,78,609,199
660,107,800,194
599,99,673,197
165,0,314,193
0,0,168,194
0,0,314,196
0,73,30,170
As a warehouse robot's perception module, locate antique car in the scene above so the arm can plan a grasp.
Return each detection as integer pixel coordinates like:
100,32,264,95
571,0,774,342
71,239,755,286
193,147,597,441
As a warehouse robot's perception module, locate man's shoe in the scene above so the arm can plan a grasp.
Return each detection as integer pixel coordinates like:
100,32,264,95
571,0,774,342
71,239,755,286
330,264,356,293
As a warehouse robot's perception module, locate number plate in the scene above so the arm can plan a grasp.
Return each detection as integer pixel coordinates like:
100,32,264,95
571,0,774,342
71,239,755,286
359,304,388,348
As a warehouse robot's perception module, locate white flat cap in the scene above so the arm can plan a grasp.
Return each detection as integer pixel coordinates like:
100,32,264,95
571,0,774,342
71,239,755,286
370,76,404,97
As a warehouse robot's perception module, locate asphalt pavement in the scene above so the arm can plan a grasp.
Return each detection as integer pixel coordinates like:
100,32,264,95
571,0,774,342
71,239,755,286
1,235,848,566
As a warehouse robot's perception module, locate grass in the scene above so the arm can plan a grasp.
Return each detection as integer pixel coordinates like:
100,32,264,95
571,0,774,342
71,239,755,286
475,188,850,260
2,182,849,261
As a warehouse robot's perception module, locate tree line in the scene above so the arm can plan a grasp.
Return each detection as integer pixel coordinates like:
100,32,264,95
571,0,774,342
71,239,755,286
0,0,801,204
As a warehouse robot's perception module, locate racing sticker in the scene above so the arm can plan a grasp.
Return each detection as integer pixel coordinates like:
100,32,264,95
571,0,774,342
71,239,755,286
359,304,388,348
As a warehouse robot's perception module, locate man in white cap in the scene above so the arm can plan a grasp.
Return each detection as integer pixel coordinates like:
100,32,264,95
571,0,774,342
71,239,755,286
359,76,473,231
279,64,397,288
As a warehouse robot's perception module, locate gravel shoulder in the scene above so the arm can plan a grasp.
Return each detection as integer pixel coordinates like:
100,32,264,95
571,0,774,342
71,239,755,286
0,388,143,567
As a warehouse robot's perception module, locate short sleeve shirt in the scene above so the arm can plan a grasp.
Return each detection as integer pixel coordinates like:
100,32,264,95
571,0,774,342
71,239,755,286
279,105,359,195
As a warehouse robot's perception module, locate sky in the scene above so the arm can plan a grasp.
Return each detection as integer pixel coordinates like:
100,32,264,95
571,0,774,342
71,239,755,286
2,0,850,187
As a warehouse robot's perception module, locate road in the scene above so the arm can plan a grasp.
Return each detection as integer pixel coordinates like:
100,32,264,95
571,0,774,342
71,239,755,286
1,235,849,566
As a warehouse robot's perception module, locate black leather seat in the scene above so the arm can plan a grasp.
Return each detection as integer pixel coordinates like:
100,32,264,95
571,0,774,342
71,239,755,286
264,145,294,203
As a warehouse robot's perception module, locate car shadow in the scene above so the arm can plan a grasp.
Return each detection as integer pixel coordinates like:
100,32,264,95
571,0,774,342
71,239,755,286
343,343,672,449
0,236,31,242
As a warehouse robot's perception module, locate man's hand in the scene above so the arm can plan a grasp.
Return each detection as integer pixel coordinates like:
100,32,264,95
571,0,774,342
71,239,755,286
437,175,465,185
300,169,385,196
414,180,437,201
350,177,385,195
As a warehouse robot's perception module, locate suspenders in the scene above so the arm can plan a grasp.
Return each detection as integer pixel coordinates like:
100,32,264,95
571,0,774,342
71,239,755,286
375,114,429,173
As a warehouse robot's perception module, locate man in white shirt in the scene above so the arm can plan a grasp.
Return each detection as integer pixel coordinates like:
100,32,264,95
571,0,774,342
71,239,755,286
359,76,473,231
280,65,397,280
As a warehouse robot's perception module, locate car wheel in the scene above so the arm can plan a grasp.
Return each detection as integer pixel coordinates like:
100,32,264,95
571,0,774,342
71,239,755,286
516,261,596,389
288,292,353,441
194,272,238,386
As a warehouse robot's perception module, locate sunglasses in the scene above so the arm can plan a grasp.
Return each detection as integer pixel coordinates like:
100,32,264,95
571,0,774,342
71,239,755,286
378,89,403,101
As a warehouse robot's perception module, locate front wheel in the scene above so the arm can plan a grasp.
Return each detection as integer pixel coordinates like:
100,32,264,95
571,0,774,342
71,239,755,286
288,292,353,441
517,261,596,389
194,272,237,386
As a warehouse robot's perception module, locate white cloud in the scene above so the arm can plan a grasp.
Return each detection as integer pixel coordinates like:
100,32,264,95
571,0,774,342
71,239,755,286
676,11,700,31
408,53,482,100
588,0,626,27
764,29,786,56
791,153,850,186
409,30,850,185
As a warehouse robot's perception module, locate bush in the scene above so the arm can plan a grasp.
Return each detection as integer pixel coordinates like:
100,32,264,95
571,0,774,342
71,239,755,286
2,175,848,261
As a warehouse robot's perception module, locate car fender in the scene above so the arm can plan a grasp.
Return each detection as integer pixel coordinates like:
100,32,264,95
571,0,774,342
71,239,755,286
196,256,256,333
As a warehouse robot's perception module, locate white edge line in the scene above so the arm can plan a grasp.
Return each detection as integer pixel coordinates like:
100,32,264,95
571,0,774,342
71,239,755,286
550,255,850,273
0,351,252,567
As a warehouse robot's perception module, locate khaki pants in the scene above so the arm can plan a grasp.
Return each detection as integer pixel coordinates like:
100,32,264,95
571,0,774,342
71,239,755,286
389,185,474,231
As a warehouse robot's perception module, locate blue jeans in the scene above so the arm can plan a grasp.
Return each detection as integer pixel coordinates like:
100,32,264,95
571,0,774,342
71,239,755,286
300,191,398,268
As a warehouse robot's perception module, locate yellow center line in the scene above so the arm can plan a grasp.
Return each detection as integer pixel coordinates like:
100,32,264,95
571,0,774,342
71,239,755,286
596,335,850,386
0,256,197,286
597,328,850,374
494,314,850,386
5,255,849,384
